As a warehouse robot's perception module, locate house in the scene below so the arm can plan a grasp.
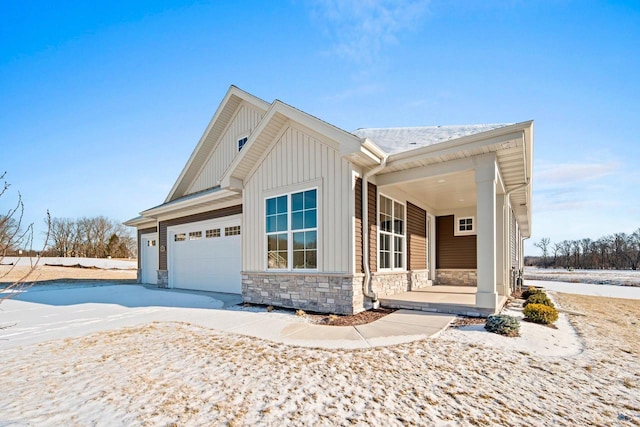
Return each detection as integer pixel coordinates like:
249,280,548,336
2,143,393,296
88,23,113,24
125,85,533,316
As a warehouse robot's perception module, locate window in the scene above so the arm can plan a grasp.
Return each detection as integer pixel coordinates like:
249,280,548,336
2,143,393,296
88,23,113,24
238,136,248,152
147,239,156,247
457,217,474,234
266,189,317,270
206,228,220,238
189,231,202,240
174,233,186,242
225,225,241,236
379,195,405,269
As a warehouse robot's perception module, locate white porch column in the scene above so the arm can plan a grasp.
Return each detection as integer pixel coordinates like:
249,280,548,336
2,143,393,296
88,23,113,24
496,193,507,297
475,156,499,310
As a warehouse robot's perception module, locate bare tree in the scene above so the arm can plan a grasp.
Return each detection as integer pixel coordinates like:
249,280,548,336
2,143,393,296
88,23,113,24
0,172,51,306
534,237,550,268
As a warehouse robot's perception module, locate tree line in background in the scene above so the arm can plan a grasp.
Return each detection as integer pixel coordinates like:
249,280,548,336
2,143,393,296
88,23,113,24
45,216,136,259
529,228,640,270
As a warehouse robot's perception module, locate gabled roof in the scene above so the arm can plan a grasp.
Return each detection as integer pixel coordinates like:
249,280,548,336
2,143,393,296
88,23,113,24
219,99,364,188
352,124,512,155
164,86,270,203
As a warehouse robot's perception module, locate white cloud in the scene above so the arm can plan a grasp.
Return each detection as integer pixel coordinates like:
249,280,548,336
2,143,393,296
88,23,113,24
307,0,430,64
535,161,619,186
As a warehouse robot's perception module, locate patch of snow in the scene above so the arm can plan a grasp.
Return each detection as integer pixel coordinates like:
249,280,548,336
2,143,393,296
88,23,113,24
527,279,640,299
1,256,137,270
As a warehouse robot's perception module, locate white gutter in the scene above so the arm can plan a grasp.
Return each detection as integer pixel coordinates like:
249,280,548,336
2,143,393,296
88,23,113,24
362,151,388,305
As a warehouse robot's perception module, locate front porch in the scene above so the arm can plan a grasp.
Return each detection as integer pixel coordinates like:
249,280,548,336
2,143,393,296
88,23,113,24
379,285,508,317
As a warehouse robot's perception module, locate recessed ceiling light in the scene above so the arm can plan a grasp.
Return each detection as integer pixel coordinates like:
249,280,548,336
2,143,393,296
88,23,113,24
458,199,465,202
437,179,446,183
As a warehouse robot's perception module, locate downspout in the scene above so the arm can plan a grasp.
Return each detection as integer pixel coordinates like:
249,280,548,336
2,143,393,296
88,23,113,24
506,179,530,292
362,153,388,307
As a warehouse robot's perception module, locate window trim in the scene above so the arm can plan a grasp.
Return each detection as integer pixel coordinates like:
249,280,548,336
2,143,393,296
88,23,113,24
237,134,249,152
377,193,406,271
454,215,475,236
264,187,319,272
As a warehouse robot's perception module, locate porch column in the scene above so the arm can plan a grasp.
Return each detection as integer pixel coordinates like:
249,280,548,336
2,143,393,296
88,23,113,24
475,156,498,310
495,193,507,297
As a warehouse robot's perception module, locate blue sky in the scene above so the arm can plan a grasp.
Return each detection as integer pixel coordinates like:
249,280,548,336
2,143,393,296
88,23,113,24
1,0,639,255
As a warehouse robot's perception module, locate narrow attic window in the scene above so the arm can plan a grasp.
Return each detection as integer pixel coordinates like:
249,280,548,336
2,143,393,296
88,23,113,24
238,136,248,152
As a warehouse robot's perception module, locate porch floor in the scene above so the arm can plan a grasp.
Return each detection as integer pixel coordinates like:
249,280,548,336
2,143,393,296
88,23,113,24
379,286,506,317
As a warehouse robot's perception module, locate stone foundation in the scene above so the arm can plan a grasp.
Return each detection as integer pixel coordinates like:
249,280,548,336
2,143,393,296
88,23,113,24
157,270,169,288
370,270,432,297
242,272,364,315
136,269,142,284
435,269,477,286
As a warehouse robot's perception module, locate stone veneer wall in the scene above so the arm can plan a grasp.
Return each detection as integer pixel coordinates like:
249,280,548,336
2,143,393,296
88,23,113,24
157,270,169,288
435,269,477,286
242,273,365,315
371,270,432,297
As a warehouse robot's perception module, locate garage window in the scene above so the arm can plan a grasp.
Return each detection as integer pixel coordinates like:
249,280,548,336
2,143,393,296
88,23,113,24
147,240,156,247
206,229,220,238
225,225,241,236
174,233,186,242
189,231,202,240
266,188,317,270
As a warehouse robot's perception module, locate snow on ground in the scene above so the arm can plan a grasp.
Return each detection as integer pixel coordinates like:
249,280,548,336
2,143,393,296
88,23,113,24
0,283,638,425
528,279,640,299
525,266,640,287
1,256,137,270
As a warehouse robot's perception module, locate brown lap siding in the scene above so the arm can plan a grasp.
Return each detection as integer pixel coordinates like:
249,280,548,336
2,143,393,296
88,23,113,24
436,215,476,269
137,226,158,269
407,202,427,270
158,205,242,270
354,178,377,273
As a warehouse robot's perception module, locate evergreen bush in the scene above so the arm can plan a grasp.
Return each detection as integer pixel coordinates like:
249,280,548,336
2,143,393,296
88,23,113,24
523,292,555,308
484,314,520,337
523,303,559,325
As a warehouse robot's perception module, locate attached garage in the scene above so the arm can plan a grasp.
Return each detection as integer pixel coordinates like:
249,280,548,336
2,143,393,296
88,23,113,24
167,215,242,293
140,232,159,285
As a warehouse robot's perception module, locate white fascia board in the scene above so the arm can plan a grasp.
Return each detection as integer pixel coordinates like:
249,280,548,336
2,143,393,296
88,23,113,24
142,188,238,218
123,216,157,228
163,86,270,203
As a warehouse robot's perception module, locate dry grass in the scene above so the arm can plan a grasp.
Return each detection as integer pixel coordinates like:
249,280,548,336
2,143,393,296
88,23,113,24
0,265,136,284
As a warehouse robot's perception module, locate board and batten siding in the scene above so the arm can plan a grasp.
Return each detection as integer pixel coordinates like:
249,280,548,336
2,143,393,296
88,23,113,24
436,215,477,269
243,124,354,273
187,103,264,195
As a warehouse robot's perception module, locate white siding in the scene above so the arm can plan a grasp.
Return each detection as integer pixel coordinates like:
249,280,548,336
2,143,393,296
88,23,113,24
188,103,264,194
244,124,354,273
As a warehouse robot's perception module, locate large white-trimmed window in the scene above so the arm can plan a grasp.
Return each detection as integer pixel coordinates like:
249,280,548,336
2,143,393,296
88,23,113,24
379,195,405,270
266,189,317,270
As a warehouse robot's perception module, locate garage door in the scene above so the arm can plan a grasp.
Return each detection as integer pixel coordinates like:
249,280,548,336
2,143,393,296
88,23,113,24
168,217,242,293
140,233,158,285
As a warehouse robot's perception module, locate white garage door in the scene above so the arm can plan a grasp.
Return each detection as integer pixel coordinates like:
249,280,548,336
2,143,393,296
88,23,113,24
140,233,159,285
168,216,242,293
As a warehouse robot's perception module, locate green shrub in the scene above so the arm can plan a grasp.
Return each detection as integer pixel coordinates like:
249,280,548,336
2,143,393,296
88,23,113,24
522,286,544,300
523,303,559,325
484,314,520,337
523,292,555,308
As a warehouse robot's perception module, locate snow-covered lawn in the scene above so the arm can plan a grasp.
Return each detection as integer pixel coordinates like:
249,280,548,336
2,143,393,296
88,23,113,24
0,283,638,425
1,256,137,270
525,266,640,287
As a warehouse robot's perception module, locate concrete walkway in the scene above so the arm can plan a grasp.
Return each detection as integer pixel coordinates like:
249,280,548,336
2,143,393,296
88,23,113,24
1,284,455,351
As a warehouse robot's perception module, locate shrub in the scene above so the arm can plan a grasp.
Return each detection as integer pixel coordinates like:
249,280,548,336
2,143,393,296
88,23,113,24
523,292,555,308
522,286,544,300
523,303,559,325
484,314,520,337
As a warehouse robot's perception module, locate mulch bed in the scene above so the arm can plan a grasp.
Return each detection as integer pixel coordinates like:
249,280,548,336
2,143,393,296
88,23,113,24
450,317,486,328
307,308,396,326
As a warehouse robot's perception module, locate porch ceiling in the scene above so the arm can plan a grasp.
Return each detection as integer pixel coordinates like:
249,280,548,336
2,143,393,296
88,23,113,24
395,170,477,210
